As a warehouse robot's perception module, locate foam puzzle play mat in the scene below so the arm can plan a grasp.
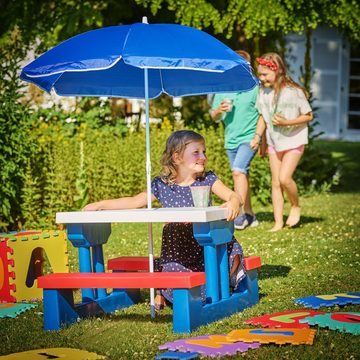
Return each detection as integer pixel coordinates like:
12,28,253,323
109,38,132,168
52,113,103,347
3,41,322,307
156,290,359,358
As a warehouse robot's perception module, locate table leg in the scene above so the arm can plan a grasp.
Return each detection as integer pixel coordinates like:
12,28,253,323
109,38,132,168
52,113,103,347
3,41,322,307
92,245,107,299
67,223,111,302
193,220,233,303
203,245,219,302
218,244,230,299
78,246,94,301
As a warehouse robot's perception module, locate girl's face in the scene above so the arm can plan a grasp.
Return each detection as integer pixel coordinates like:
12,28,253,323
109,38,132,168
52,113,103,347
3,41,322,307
175,141,207,174
257,65,276,88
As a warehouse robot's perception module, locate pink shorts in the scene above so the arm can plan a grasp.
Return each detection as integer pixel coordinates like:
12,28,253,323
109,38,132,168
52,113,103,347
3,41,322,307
268,145,305,155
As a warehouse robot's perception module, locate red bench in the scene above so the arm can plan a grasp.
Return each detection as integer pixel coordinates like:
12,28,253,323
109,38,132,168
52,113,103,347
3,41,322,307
38,271,205,289
38,256,261,333
38,271,206,332
108,255,261,271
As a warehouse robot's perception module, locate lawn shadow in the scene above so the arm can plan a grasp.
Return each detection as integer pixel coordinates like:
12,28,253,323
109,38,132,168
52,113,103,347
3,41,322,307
298,214,324,225
258,264,292,280
255,211,324,225
258,264,292,301
103,311,173,324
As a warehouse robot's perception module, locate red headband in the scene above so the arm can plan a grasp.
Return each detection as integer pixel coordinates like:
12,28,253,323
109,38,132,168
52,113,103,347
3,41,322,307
256,57,278,71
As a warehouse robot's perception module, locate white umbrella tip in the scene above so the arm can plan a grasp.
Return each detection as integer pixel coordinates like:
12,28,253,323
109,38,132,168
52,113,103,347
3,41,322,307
142,16,148,24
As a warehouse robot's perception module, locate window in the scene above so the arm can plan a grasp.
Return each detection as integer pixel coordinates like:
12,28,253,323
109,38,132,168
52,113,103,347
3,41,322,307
348,44,360,130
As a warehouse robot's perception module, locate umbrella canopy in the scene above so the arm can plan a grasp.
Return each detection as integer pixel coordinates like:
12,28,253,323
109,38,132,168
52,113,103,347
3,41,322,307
20,20,258,316
20,22,257,97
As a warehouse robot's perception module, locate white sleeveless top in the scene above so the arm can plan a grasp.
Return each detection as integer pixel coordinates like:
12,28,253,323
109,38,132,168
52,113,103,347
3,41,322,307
256,86,312,151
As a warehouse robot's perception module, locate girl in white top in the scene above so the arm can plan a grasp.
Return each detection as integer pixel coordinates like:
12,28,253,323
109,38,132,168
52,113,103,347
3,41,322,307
250,52,313,232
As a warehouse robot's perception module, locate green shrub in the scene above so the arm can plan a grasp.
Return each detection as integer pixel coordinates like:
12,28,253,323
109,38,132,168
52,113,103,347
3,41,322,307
0,30,34,231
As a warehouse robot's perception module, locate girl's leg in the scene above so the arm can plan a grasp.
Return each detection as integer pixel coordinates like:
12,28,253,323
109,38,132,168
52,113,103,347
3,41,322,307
230,254,240,276
228,240,246,290
278,151,303,226
155,292,165,310
231,143,256,216
269,152,285,231
233,171,250,212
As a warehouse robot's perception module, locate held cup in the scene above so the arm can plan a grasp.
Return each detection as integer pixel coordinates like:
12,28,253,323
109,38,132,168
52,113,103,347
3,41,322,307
223,98,233,112
190,186,210,207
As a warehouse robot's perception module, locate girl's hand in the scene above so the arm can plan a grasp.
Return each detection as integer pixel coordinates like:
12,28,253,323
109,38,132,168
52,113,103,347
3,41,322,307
272,113,288,126
220,194,241,221
250,137,259,150
218,100,231,113
82,202,102,211
250,133,262,150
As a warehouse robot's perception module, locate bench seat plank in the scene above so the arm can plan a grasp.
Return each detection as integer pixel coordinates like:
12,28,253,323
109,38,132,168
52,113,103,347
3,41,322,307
244,256,262,270
107,255,261,271
108,256,159,271
38,272,206,289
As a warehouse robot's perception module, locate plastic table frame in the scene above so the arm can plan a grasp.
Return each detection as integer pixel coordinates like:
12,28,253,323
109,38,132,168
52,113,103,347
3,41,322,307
55,207,260,332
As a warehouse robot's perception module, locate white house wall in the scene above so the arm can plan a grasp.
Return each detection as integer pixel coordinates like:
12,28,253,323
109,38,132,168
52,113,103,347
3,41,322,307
286,27,359,141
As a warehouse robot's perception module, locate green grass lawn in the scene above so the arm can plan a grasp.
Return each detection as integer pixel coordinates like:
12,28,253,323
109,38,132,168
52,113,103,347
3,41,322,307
1,140,359,359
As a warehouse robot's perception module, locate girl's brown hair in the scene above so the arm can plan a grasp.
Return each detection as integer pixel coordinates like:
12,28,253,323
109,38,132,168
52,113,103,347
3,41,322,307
257,52,309,100
160,130,205,184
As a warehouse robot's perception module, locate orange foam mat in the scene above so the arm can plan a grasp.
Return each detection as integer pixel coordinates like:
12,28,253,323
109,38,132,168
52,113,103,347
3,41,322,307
226,328,316,345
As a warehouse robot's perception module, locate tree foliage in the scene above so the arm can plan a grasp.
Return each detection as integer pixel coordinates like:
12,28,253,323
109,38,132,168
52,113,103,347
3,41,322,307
1,0,359,47
136,0,360,41
0,0,175,49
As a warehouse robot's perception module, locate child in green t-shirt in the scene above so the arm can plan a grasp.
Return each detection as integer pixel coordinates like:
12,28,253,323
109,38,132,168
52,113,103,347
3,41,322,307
210,50,260,230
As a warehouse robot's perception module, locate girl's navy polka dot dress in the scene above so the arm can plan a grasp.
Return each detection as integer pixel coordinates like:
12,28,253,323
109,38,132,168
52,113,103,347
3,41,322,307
151,171,245,302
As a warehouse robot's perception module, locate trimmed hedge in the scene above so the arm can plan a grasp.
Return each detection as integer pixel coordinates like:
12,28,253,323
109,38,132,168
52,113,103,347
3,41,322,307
18,123,271,228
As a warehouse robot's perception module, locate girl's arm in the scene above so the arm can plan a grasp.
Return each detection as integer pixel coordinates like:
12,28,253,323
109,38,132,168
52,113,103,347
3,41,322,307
211,179,243,221
82,191,153,211
272,112,313,127
250,115,266,150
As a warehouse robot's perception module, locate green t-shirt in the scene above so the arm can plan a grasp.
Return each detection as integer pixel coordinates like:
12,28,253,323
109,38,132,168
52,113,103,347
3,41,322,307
212,86,259,149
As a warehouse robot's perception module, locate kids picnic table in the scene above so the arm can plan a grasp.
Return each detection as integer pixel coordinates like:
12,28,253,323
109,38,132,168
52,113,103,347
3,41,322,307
38,207,261,333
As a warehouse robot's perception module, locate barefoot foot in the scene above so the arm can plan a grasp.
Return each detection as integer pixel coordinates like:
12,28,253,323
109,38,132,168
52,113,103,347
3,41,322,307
269,223,283,232
286,206,301,227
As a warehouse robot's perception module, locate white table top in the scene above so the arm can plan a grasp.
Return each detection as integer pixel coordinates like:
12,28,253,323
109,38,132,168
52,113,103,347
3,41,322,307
56,206,228,224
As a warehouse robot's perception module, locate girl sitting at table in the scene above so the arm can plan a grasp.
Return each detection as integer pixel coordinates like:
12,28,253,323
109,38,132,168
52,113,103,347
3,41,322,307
83,130,246,310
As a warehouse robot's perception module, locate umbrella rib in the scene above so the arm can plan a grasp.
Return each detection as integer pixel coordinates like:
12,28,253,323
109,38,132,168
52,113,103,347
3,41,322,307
23,56,123,78
135,65,225,72
159,70,165,94
121,23,134,59
162,82,259,98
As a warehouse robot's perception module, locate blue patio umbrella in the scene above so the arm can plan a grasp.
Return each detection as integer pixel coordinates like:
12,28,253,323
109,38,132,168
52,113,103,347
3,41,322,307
20,18,258,315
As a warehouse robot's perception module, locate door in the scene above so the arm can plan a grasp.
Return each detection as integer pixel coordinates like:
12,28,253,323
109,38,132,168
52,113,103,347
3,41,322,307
311,28,343,139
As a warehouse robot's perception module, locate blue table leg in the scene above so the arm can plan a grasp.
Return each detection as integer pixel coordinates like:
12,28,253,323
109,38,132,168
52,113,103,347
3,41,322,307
185,220,259,332
67,223,111,302
92,245,107,299
193,220,233,303
78,246,94,301
218,243,230,300
203,246,219,303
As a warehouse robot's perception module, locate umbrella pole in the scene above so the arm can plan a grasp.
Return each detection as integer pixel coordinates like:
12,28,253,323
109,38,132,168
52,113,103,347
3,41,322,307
144,67,156,319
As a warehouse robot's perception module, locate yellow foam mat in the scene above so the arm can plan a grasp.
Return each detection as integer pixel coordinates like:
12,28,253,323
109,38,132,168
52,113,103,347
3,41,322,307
0,348,106,359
